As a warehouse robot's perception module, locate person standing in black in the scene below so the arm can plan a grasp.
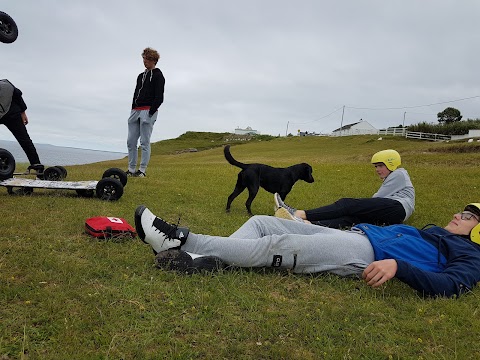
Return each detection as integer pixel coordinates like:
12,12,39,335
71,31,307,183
126,47,165,177
0,79,43,173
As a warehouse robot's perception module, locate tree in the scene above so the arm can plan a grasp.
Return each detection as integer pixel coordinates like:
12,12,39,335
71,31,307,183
437,107,462,124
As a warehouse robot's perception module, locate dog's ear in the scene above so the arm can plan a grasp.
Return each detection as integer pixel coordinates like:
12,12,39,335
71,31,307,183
303,164,314,182
302,163,313,173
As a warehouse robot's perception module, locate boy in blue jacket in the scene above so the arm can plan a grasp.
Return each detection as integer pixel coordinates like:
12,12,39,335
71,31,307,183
134,203,480,298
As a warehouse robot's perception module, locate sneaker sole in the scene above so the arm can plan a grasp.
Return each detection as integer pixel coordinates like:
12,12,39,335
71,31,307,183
275,207,297,221
192,255,226,273
134,205,147,243
155,250,226,274
155,249,193,272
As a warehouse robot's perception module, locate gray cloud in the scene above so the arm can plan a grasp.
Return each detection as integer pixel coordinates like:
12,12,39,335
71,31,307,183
2,0,480,151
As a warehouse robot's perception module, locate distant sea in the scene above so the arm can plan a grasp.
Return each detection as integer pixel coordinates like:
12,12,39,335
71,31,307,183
0,140,127,166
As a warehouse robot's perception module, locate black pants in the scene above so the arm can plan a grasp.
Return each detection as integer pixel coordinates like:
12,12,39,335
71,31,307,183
305,197,406,229
0,113,41,165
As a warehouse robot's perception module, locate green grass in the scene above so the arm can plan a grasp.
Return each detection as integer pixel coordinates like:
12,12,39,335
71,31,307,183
1,133,480,359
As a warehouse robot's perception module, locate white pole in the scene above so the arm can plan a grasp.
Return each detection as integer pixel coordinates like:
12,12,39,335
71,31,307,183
340,105,345,136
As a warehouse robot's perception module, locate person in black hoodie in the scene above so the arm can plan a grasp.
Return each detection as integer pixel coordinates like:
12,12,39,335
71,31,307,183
126,47,165,177
0,79,44,174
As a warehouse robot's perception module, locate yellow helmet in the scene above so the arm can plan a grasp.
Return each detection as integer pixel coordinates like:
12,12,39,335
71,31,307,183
465,203,480,245
371,149,401,171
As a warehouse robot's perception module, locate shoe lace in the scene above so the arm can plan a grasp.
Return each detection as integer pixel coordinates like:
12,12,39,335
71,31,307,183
279,197,296,215
158,214,182,241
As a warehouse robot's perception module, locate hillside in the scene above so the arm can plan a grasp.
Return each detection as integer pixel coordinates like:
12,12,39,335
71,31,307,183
1,133,480,359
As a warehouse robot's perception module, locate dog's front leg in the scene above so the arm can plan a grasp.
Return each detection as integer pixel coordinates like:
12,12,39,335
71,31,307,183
245,186,260,216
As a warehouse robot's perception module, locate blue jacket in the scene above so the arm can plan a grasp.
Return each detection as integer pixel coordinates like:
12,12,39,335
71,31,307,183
353,223,480,297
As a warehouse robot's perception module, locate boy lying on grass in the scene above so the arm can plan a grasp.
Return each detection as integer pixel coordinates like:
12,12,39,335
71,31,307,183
134,203,480,298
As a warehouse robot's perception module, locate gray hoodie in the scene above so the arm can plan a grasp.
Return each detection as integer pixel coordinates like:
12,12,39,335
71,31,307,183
373,167,415,221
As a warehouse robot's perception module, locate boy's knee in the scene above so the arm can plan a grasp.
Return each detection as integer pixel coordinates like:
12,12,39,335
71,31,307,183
247,215,273,225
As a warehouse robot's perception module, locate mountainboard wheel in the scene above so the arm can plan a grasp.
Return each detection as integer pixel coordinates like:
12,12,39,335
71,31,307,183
102,168,127,186
43,166,64,181
0,148,15,180
76,189,94,198
96,178,123,201
0,12,18,44
54,166,68,179
7,187,33,195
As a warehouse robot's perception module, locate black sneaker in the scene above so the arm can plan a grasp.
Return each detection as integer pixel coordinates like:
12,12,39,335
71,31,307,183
155,249,226,274
134,170,146,177
134,205,189,254
28,164,45,173
28,164,45,179
125,170,135,177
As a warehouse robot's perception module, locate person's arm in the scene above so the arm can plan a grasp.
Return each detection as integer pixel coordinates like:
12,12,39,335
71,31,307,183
364,256,480,297
12,87,27,113
149,71,165,116
372,170,407,198
394,257,480,297
131,73,142,109
362,259,397,287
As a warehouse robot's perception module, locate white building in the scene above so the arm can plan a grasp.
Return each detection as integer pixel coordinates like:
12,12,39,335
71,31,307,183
332,120,377,136
234,126,259,135
450,129,480,141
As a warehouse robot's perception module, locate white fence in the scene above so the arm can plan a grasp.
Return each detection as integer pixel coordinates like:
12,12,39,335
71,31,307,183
377,128,451,142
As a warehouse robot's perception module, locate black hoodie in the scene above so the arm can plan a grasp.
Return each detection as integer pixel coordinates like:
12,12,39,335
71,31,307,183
131,68,165,116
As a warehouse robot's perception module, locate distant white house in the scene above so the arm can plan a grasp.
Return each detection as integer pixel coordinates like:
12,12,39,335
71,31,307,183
332,120,377,136
298,130,321,136
234,126,259,135
450,129,480,141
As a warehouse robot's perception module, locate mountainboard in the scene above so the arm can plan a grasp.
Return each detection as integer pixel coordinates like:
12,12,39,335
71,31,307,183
0,148,127,201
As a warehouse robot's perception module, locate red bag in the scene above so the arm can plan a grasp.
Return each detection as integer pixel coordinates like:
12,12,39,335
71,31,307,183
85,216,137,239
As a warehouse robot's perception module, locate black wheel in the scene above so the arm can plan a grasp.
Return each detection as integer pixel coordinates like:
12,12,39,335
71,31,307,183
96,178,123,201
76,189,94,198
43,166,64,181
102,168,128,186
0,148,15,180
8,187,33,195
54,166,68,179
0,12,18,44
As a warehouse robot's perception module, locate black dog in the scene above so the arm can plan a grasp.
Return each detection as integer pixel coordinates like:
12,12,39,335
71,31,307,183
224,145,314,215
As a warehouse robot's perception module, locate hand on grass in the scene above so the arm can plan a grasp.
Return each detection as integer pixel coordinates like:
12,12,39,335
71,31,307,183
362,259,398,288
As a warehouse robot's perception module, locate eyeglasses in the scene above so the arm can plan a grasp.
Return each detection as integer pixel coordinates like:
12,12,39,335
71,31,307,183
458,211,480,221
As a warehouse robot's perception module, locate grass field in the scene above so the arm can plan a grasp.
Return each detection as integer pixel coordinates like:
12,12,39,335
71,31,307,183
1,133,480,359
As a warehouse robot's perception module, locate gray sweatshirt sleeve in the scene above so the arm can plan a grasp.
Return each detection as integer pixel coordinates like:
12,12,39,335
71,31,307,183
372,168,415,221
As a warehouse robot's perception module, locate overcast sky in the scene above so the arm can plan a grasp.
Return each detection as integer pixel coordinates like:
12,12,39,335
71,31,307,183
2,1,480,152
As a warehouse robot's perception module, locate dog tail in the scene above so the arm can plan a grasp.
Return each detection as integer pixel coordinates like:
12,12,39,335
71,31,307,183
224,145,247,169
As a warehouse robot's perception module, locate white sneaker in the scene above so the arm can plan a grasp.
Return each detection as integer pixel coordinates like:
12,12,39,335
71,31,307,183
135,205,189,254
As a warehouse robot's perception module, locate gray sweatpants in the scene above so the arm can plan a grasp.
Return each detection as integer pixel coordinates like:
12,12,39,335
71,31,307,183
181,215,375,276
127,109,157,173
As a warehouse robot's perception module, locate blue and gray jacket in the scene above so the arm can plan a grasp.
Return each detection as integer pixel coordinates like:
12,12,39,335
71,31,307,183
353,223,480,297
